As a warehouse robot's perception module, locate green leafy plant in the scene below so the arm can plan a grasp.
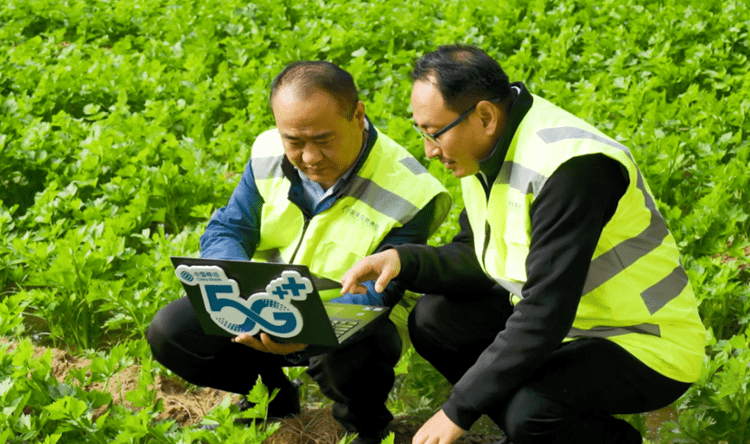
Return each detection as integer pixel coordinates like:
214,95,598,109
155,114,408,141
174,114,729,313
656,330,750,444
1,0,749,442
195,376,281,443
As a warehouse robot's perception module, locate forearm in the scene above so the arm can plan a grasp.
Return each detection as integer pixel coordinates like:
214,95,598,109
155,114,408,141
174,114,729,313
200,160,262,261
392,209,495,295
375,196,463,303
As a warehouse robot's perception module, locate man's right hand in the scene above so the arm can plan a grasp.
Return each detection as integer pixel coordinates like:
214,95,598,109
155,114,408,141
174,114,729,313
340,249,401,294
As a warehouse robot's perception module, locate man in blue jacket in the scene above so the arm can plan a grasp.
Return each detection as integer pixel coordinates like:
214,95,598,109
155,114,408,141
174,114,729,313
147,61,449,443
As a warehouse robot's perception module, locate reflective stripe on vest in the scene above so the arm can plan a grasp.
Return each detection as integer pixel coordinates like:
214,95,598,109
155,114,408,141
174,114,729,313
253,155,425,227
568,323,661,339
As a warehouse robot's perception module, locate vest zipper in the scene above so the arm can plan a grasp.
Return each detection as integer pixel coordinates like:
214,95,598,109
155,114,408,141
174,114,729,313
289,215,311,264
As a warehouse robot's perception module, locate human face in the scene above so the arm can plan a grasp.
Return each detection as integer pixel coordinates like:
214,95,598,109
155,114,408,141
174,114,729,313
272,87,365,190
410,79,494,178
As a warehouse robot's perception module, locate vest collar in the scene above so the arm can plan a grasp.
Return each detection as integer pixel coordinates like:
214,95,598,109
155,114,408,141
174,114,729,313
477,82,533,188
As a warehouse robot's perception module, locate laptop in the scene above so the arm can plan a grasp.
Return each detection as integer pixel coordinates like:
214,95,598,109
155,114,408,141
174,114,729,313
170,257,391,347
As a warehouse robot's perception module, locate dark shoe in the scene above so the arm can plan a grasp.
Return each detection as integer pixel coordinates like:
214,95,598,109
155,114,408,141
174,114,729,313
199,378,302,430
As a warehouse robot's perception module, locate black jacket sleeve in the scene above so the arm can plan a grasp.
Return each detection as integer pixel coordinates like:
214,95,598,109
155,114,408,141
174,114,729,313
440,154,628,429
391,209,496,296
376,195,445,307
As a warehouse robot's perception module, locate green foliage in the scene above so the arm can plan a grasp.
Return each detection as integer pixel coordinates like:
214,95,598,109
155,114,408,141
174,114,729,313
1,0,749,442
390,347,452,420
0,339,283,443
195,376,281,442
0,292,28,337
1,339,175,443
659,329,750,444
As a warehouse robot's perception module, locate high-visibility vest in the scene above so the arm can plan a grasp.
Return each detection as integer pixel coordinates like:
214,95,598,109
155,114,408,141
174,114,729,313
462,94,705,382
250,127,451,349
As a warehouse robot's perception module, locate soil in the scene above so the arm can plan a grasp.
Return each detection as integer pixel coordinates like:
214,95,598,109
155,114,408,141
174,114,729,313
4,339,676,443
2,339,225,428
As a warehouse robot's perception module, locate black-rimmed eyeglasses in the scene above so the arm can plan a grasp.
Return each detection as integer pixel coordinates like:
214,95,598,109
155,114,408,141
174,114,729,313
412,97,503,146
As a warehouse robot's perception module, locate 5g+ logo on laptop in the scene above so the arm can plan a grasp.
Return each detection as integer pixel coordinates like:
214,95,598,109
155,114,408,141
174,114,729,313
175,265,309,337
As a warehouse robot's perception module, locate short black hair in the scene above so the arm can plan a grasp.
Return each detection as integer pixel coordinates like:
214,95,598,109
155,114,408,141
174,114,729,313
412,44,512,114
269,61,359,119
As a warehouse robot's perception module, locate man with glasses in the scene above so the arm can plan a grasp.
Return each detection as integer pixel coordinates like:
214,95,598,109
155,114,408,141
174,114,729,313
341,44,705,444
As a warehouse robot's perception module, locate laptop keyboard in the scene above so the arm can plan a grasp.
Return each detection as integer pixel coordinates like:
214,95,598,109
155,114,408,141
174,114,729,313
331,319,360,338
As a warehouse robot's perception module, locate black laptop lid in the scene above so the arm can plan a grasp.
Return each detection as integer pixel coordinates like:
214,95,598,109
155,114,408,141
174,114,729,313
171,257,339,346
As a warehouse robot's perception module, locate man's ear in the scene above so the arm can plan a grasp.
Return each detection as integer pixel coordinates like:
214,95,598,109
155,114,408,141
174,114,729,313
353,101,366,130
475,100,504,136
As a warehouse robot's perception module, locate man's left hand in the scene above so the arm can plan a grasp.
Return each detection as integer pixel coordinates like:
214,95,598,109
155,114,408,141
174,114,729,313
412,409,466,444
233,332,308,354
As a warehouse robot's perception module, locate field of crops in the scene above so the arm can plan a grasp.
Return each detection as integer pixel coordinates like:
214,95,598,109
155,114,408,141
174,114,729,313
1,0,749,442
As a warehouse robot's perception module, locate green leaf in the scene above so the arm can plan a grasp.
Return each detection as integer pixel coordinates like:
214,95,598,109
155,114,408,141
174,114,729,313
0,377,14,397
246,375,273,404
40,434,63,444
44,397,88,421
381,432,396,444
83,104,101,115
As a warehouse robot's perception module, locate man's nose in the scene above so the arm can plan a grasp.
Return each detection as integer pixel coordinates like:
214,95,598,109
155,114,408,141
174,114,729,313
424,141,440,159
302,146,323,163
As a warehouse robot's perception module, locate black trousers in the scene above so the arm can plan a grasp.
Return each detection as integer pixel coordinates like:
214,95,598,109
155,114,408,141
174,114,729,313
146,296,401,435
409,291,692,444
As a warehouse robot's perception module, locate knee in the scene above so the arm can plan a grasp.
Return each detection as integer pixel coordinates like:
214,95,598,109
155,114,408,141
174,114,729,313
310,319,401,377
505,412,641,444
145,306,174,362
307,322,400,401
408,294,449,343
369,319,402,366
145,298,197,364
498,388,562,444
499,388,634,444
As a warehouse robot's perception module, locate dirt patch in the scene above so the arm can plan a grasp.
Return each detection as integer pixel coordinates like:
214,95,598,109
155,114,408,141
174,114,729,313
266,407,347,444
265,410,502,444
1,338,226,427
720,243,750,271
645,405,678,441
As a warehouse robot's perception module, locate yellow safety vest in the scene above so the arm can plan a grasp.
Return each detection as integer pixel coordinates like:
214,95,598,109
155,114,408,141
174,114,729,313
250,127,451,350
462,94,705,382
